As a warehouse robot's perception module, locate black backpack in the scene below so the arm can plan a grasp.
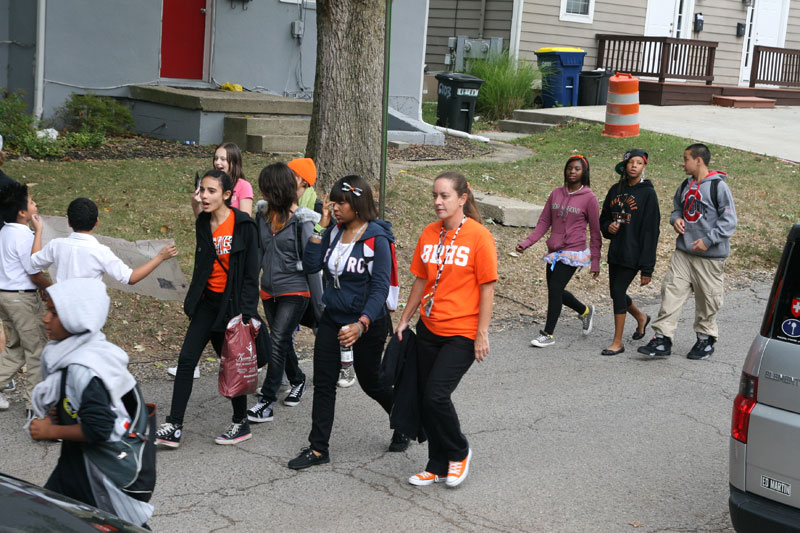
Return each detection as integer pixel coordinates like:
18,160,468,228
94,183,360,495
59,367,157,502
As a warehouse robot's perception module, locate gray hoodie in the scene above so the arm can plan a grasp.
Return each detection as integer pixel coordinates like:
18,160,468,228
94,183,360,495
669,171,737,259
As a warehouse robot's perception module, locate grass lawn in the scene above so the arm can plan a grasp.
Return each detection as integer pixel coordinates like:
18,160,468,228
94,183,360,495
4,122,797,371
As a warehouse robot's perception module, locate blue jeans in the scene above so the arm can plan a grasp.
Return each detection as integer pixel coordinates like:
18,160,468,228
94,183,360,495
258,296,308,403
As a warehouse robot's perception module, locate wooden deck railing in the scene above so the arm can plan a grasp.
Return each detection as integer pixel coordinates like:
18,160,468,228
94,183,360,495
596,34,718,84
750,45,800,88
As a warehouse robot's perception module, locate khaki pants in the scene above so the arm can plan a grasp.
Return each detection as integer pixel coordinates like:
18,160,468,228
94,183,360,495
651,249,725,340
0,291,48,408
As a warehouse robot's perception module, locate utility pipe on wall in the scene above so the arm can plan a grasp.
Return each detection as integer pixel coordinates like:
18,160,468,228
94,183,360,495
34,0,46,123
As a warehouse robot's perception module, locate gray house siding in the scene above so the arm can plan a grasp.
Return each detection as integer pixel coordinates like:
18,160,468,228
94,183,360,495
518,0,647,71
4,0,37,111
3,0,427,128
426,0,513,72
786,5,800,50
695,1,750,85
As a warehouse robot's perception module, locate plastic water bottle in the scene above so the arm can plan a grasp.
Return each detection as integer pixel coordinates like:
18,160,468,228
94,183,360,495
340,326,354,364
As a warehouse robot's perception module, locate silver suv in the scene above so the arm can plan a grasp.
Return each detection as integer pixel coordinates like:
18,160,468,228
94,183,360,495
729,222,800,532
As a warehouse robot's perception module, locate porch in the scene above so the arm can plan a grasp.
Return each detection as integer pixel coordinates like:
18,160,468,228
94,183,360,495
595,35,800,106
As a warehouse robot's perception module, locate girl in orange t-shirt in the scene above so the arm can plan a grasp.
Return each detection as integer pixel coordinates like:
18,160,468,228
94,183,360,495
397,171,497,489
157,169,261,449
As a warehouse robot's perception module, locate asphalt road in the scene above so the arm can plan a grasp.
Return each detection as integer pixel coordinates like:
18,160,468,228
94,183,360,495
0,282,769,532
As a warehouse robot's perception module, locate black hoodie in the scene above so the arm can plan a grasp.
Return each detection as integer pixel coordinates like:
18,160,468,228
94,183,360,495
599,179,660,276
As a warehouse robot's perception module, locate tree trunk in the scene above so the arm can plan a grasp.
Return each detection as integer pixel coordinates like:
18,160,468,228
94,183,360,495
306,0,385,192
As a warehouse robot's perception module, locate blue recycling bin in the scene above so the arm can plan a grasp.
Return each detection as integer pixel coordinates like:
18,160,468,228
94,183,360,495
534,47,587,108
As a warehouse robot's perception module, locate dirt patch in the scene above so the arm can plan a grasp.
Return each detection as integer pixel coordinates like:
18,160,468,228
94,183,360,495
388,136,493,162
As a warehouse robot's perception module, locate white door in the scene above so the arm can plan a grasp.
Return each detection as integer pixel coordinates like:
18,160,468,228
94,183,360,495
739,0,790,86
644,0,677,37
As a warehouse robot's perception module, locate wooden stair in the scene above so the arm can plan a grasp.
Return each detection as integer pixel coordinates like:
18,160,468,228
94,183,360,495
712,95,776,108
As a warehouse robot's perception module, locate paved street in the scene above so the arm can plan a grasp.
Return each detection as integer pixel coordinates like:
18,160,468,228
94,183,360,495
0,282,768,532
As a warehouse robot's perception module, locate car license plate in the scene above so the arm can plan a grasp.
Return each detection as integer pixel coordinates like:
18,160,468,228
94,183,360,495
456,88,479,97
761,475,792,497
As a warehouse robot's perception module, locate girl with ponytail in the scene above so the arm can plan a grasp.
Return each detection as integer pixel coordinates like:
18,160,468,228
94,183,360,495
396,171,498,488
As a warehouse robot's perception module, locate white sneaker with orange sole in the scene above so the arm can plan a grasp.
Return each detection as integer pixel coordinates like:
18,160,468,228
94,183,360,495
408,471,446,486
445,448,472,488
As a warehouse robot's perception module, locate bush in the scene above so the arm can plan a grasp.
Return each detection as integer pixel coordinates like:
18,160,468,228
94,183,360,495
0,89,36,150
54,93,134,136
64,131,105,149
463,53,539,121
19,133,66,159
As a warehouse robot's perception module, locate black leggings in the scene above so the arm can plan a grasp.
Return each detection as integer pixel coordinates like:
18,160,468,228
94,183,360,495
608,263,638,314
167,290,247,426
544,262,586,335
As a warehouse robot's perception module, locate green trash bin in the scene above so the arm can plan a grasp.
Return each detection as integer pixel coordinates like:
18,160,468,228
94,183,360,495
435,72,485,134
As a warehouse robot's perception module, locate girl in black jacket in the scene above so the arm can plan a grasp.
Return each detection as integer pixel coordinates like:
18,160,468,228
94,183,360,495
599,150,660,356
156,169,260,448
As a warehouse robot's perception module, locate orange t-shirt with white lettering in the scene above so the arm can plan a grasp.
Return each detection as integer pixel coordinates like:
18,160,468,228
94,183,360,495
207,210,235,293
410,217,498,339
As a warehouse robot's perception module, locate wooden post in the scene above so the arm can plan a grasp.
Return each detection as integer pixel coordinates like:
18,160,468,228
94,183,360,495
750,45,761,88
706,45,716,85
597,35,606,69
659,40,670,83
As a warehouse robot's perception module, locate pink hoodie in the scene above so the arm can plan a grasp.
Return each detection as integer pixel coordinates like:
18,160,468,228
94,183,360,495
518,185,602,272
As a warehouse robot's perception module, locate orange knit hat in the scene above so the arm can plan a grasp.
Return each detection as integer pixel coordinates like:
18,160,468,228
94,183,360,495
288,158,317,187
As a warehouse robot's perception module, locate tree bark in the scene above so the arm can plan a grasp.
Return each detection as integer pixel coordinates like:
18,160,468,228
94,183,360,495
306,0,385,192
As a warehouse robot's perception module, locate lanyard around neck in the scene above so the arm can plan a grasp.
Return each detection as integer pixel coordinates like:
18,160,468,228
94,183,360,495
423,216,467,315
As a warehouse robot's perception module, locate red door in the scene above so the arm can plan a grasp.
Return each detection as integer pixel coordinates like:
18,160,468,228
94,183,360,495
160,0,207,79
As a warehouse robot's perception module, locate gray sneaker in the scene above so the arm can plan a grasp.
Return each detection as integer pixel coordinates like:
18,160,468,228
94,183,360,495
580,305,595,336
4,379,15,392
337,365,356,388
530,331,555,348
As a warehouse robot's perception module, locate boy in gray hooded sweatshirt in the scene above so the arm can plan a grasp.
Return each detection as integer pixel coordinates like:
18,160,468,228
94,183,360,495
639,143,737,360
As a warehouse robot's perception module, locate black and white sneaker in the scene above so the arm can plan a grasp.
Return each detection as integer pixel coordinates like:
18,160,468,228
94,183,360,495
687,336,716,360
156,422,183,448
283,378,306,407
580,305,594,336
247,398,275,423
215,420,252,445
637,335,672,357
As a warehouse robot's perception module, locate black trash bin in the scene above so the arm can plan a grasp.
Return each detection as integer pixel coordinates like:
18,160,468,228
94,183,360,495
435,72,485,134
578,69,613,106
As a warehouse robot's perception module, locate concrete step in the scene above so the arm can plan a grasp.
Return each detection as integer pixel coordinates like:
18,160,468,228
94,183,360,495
712,95,776,108
225,115,310,146
246,134,307,154
498,119,555,134
130,86,313,114
511,109,573,124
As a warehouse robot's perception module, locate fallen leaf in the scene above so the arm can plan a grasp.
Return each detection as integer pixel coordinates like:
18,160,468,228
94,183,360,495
509,252,520,257
205,357,217,362
160,225,169,234
104,207,111,212
153,362,164,368
629,521,644,528
133,344,145,352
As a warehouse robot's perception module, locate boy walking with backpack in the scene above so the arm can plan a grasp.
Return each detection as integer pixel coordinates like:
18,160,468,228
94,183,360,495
0,182,50,417
638,143,737,360
28,278,155,527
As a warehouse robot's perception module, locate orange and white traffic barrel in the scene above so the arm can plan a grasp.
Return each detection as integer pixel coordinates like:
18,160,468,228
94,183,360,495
602,72,639,138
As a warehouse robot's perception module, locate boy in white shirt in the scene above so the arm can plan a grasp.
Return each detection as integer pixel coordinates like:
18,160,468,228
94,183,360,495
0,182,51,417
31,197,177,284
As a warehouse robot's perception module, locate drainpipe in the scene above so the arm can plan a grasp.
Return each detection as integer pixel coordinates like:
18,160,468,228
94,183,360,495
509,0,523,60
379,0,392,220
478,0,486,38
34,0,46,123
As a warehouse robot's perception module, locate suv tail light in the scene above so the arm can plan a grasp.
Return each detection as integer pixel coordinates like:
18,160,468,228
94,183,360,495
731,372,758,443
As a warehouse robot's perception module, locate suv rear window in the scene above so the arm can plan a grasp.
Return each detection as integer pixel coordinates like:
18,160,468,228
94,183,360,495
762,224,800,344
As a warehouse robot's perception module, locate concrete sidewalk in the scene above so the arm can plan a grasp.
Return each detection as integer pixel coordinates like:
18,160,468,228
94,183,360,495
0,283,766,531
531,104,800,163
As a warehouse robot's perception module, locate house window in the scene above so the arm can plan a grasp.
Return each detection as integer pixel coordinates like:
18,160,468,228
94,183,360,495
560,0,595,24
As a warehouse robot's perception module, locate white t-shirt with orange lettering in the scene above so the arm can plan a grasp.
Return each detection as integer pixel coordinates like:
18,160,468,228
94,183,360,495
410,217,498,339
